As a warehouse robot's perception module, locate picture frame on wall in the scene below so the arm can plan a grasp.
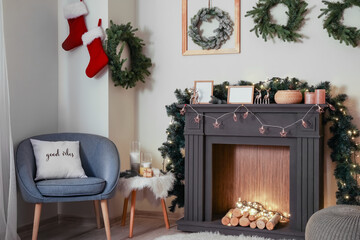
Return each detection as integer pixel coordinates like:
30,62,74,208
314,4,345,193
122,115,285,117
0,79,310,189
227,86,254,104
182,0,240,56
193,80,214,104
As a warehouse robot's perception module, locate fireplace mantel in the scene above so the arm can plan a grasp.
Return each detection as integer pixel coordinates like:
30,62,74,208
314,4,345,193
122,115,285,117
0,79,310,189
178,104,324,239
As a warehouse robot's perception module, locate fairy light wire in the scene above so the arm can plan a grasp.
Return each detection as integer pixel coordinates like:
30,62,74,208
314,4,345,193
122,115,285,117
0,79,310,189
185,104,322,134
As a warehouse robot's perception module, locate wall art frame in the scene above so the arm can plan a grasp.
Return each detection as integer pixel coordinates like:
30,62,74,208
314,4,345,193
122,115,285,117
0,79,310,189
182,0,240,56
227,85,254,104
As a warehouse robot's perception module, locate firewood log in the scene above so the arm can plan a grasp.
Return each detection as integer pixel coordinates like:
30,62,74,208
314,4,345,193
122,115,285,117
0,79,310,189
221,216,230,226
232,208,242,218
250,221,257,229
249,211,259,221
230,217,239,226
221,209,233,226
256,217,268,229
266,213,281,230
239,217,250,227
242,211,250,218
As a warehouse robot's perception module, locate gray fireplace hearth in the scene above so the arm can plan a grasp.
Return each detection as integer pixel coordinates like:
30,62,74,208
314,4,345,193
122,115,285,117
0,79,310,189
177,104,324,240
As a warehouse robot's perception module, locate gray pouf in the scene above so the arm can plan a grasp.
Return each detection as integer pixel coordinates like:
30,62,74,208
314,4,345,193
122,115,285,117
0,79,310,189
305,205,360,240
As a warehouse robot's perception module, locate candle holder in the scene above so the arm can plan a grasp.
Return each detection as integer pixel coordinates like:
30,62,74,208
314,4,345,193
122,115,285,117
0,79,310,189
315,89,326,104
304,92,316,104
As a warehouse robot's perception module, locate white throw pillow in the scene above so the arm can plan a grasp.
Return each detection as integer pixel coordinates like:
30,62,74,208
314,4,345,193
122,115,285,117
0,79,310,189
30,139,87,181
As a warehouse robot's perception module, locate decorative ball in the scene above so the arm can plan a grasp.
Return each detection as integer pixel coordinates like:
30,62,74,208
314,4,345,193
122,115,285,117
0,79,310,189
274,90,302,104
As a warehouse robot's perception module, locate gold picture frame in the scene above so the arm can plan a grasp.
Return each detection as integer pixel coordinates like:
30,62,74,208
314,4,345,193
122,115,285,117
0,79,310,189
193,80,214,104
227,86,254,104
182,0,240,56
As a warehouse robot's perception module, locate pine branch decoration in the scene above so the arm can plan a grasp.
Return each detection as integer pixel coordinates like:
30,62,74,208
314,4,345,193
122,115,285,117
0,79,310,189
319,0,360,47
245,0,308,42
105,21,152,89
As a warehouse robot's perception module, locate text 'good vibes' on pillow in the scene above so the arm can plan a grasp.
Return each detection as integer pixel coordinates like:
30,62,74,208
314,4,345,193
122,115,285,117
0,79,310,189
30,139,87,181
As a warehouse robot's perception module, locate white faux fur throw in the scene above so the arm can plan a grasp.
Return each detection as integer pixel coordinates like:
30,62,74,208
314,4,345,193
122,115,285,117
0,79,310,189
154,232,282,240
118,172,175,199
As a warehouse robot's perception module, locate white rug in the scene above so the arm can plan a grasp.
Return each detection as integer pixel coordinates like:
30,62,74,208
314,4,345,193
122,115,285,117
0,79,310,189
154,232,277,240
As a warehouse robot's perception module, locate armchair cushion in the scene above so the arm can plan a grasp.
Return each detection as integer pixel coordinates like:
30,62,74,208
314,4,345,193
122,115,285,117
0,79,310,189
36,177,105,197
30,139,87,180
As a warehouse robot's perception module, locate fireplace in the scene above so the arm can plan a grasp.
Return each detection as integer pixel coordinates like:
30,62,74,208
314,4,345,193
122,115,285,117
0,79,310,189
177,105,324,239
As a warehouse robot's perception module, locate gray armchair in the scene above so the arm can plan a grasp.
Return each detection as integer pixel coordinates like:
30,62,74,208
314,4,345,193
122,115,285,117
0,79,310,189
16,133,120,240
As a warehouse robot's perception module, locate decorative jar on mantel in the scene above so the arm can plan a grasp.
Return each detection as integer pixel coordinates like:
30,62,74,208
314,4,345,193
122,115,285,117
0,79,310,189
274,90,302,104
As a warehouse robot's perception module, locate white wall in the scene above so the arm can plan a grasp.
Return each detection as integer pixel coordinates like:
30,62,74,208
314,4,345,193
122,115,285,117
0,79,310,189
108,0,137,218
57,0,109,217
136,0,360,209
58,0,109,137
3,0,59,228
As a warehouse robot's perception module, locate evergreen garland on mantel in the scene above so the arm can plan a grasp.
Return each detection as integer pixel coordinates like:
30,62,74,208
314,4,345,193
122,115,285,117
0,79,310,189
159,77,360,212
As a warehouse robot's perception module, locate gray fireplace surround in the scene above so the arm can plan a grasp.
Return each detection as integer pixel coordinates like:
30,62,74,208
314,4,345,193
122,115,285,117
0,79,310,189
177,104,324,240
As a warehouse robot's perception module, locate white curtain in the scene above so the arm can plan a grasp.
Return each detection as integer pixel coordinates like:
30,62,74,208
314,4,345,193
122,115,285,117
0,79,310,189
0,0,19,239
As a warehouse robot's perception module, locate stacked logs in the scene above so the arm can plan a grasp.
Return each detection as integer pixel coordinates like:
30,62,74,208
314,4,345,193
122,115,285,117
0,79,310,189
221,208,282,231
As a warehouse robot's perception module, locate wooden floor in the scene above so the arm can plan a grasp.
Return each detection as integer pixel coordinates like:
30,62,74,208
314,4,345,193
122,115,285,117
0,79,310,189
18,212,182,240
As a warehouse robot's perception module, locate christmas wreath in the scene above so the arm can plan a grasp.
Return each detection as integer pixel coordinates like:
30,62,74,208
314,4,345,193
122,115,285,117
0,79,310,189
245,0,308,42
319,0,360,47
188,7,234,50
105,21,152,89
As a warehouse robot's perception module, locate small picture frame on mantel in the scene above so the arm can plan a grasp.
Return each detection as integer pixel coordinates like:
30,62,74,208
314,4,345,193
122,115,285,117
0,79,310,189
193,80,214,104
227,86,254,104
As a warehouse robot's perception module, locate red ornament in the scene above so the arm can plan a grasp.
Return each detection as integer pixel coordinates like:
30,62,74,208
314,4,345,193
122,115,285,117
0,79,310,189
259,126,265,134
194,115,200,123
302,120,308,128
233,113,238,122
280,129,287,137
243,111,249,119
213,120,220,128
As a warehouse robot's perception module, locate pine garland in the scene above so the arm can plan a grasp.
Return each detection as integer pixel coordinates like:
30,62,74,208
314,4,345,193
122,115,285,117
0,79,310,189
245,0,308,42
105,21,152,89
159,78,360,212
188,7,234,50
318,0,360,47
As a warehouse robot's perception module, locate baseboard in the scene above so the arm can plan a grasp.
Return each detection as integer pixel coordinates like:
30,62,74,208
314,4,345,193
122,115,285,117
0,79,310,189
17,216,59,235
18,210,183,234
134,210,183,221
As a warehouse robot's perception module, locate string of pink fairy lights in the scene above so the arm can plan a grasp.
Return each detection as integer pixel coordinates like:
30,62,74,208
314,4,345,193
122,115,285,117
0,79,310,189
180,104,329,137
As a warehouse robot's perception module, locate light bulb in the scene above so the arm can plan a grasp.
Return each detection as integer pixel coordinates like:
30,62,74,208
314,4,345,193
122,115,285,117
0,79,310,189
233,113,238,122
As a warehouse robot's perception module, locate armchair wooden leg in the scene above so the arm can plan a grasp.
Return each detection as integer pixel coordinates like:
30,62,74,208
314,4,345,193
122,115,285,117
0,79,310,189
32,203,42,240
129,190,136,238
93,200,102,229
100,199,111,240
161,199,170,229
121,197,129,226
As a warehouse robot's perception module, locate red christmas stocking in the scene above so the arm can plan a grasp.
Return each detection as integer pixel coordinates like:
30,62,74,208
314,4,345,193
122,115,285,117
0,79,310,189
62,0,88,51
81,19,109,78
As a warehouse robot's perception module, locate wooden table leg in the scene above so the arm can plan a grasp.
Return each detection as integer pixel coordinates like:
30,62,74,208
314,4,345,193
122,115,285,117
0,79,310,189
121,197,128,226
129,190,136,238
161,199,170,229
